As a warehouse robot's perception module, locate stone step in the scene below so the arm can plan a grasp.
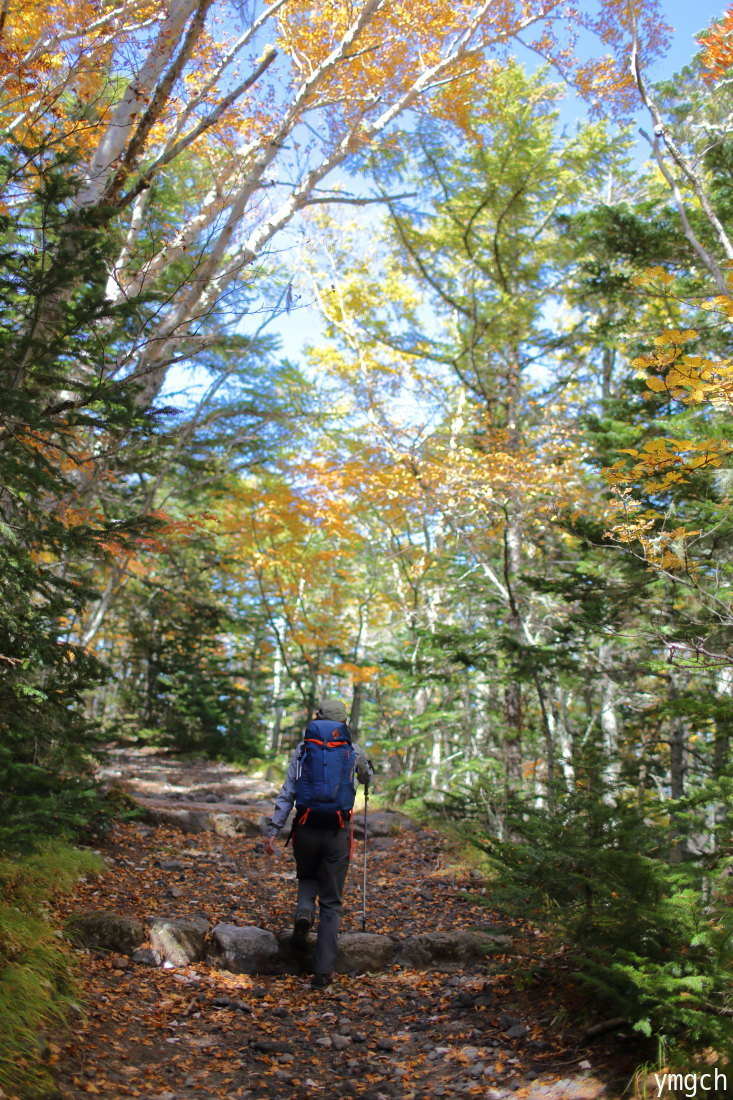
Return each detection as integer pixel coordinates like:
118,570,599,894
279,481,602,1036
66,910,512,975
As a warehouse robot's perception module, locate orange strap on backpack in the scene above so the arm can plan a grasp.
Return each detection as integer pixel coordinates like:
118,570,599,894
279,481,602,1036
304,736,350,748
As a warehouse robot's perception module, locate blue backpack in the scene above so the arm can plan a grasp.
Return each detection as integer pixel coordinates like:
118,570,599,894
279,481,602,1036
294,718,356,825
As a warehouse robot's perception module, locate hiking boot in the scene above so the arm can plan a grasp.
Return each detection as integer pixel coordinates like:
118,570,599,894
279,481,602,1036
292,908,313,950
310,972,332,990
294,909,313,934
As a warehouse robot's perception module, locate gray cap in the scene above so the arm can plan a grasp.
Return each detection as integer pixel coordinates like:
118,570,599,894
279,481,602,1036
317,698,348,722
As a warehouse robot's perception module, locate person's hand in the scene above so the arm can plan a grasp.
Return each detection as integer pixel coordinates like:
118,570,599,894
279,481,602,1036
264,835,277,856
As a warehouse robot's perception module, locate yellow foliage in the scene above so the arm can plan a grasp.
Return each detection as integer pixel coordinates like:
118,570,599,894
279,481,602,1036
632,265,676,288
653,329,698,346
701,294,733,318
605,281,733,576
340,662,379,684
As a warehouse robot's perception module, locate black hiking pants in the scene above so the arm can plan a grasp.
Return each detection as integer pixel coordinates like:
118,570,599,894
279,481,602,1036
292,823,350,975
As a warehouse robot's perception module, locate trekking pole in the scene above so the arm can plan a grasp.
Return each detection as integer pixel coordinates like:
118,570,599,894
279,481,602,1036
361,782,369,932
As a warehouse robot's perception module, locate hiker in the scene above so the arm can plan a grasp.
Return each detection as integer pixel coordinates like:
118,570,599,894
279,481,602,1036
264,698,373,989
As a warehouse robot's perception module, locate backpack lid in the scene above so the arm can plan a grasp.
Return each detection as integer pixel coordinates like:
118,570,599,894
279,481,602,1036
303,718,352,744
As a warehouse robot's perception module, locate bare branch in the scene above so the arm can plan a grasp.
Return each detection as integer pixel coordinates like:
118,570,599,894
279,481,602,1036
639,127,729,293
628,1,733,268
107,0,216,202
116,48,279,211
78,0,201,208
302,190,417,207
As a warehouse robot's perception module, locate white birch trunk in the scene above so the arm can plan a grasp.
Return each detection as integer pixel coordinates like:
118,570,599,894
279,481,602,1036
547,691,575,789
78,0,200,208
599,671,622,795
429,728,442,790
270,615,286,754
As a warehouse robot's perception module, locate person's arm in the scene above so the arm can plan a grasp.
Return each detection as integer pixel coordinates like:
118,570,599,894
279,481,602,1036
264,748,300,853
354,743,374,789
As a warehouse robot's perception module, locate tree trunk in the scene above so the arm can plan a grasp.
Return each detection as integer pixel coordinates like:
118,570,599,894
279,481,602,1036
668,673,688,864
549,686,575,789
349,682,365,737
714,667,732,778
599,647,621,797
531,674,555,795
502,513,523,792
503,680,523,792
429,724,442,789
269,616,287,754
601,345,616,402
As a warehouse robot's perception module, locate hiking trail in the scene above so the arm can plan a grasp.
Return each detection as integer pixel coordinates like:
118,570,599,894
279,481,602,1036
50,746,643,1100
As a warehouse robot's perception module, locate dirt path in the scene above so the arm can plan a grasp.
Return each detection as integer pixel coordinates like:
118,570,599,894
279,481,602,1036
49,748,638,1100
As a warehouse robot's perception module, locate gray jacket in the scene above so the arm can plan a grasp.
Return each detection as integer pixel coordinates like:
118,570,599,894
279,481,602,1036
267,741,373,837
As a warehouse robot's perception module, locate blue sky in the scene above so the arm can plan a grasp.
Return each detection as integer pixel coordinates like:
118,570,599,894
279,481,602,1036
652,0,724,78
